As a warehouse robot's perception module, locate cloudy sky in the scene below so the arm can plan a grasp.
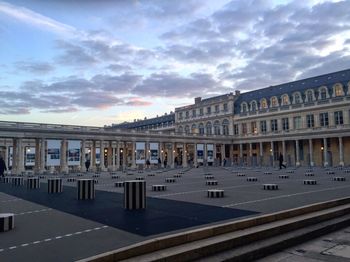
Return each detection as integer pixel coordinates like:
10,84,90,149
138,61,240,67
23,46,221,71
0,0,349,126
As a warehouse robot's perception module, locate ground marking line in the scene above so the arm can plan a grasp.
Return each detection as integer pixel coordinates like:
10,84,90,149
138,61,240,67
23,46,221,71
0,199,21,203
0,226,109,253
15,208,52,216
222,184,350,207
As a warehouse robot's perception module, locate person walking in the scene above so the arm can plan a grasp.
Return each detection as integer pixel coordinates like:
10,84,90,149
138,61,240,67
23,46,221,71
85,159,90,172
279,153,286,169
0,156,7,177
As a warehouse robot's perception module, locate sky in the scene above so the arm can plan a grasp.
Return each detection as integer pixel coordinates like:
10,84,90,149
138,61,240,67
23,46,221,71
0,0,349,127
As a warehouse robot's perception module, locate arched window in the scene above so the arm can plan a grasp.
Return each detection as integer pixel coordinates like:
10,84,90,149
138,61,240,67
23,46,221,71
281,94,290,105
260,98,268,109
178,126,183,133
184,125,190,134
206,122,212,135
293,92,302,104
214,121,221,135
198,123,204,135
319,86,328,100
241,102,248,113
333,84,344,97
191,124,197,134
270,96,278,107
305,89,314,102
250,101,257,111
222,119,229,135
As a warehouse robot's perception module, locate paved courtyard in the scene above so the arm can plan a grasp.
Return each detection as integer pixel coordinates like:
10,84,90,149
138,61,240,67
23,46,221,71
1,166,350,261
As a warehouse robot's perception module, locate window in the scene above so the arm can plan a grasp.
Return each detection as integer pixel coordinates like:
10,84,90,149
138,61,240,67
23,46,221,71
293,93,302,104
320,88,327,100
222,119,229,135
215,105,219,113
294,116,302,129
320,112,329,127
282,95,289,105
234,124,239,135
334,85,343,97
179,112,183,119
192,109,196,117
241,103,248,113
207,106,211,114
199,108,203,116
251,122,257,134
206,122,212,135
306,114,314,128
185,125,190,134
282,118,289,131
178,126,183,133
242,123,247,135
334,111,343,125
214,121,220,135
251,101,257,111
306,90,314,102
223,103,228,112
191,124,197,133
271,119,278,132
271,97,278,107
260,120,267,133
185,111,189,118
198,123,204,135
260,99,268,109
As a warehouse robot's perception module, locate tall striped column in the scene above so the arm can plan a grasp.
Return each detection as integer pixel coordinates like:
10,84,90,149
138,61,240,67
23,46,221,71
124,180,146,210
47,178,63,193
27,177,40,189
0,213,14,232
77,179,95,200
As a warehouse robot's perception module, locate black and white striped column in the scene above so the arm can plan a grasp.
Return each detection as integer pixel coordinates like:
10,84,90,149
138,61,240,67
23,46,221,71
0,213,14,232
77,179,95,200
207,189,224,198
47,178,63,193
27,177,40,189
12,177,24,186
124,180,146,210
152,185,167,191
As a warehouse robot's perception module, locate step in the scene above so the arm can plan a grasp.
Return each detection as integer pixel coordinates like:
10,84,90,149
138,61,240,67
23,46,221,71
118,204,350,262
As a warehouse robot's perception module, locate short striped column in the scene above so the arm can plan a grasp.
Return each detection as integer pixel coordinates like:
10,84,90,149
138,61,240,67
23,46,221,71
263,184,278,190
179,171,184,175
92,173,100,178
0,213,14,232
326,171,335,175
305,172,314,176
279,175,289,179
152,185,167,191
47,178,63,193
247,177,258,182
173,174,182,178
207,189,224,198
77,179,95,200
3,177,11,184
137,170,144,173
77,173,83,177
333,177,346,181
304,180,317,185
263,171,272,175
205,175,214,180
237,173,246,177
206,180,218,186
165,178,176,183
12,177,24,186
115,181,124,187
286,170,295,174
147,173,155,177
27,177,40,189
67,178,76,182
306,169,313,173
124,180,146,210
93,179,99,184
344,169,350,174
135,176,144,181
111,175,120,179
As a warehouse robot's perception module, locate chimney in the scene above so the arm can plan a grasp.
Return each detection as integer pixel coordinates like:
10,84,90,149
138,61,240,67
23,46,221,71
194,97,202,104
235,90,241,96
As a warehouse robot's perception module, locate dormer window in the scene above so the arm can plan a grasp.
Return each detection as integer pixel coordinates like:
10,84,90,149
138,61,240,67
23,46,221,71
333,84,344,97
319,87,328,100
281,94,290,106
305,90,314,102
260,98,268,109
241,102,248,113
250,101,257,111
293,92,302,104
270,96,278,107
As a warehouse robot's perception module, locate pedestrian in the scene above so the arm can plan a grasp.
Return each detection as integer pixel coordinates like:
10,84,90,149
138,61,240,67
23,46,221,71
146,159,150,168
279,153,286,169
85,159,90,172
223,158,227,166
0,156,7,177
163,158,167,168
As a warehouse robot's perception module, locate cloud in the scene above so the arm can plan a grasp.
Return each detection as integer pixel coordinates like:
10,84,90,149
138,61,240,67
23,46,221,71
106,63,132,72
125,98,152,106
55,40,98,66
14,61,55,74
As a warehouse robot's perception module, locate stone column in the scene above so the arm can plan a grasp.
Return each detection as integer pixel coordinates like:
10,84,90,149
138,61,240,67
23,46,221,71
259,141,263,166
309,139,314,167
203,143,208,166
213,144,217,166
182,143,187,168
122,142,127,170
100,140,107,171
249,143,253,166
17,138,24,174
282,140,286,162
115,142,120,171
221,144,225,166
161,142,165,168
12,138,18,174
270,141,274,167
323,138,328,167
91,140,96,171
295,140,300,167
112,143,116,171
40,138,46,173
81,139,86,172
131,141,136,169
339,137,344,166
60,139,68,173
171,142,176,168
239,143,243,166
4,144,8,171
34,138,40,173
107,141,113,171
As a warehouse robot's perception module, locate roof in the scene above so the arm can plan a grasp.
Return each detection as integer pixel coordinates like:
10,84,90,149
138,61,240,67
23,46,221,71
234,68,350,113
110,113,175,129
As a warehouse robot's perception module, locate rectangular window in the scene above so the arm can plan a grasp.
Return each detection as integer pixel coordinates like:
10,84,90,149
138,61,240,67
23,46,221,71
251,122,257,134
223,103,228,112
179,112,183,119
306,114,314,128
293,116,302,129
282,118,289,131
185,111,189,118
207,107,211,114
242,123,247,135
199,108,203,116
192,109,196,117
334,111,343,125
215,105,219,113
234,124,239,135
260,120,267,133
271,119,278,132
320,112,329,127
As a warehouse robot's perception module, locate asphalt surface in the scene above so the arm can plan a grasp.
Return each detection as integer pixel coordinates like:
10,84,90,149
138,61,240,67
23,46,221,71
1,165,350,262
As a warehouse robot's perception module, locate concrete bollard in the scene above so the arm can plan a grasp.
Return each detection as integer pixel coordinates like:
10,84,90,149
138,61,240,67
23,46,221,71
0,213,14,232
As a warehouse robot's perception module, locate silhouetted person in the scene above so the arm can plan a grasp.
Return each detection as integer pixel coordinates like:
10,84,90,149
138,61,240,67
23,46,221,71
279,153,286,169
0,156,7,177
163,158,167,168
85,159,90,172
